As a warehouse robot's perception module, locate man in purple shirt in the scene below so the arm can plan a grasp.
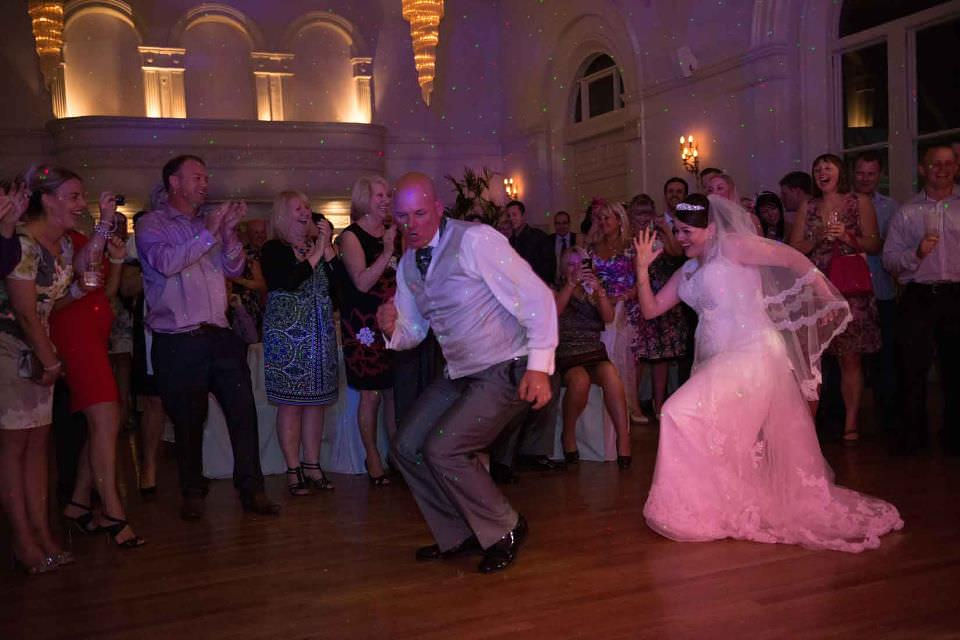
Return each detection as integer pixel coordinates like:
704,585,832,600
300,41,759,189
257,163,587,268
136,155,279,519
883,144,960,455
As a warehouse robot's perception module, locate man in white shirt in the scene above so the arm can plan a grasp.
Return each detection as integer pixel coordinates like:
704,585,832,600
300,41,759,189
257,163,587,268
377,173,557,573
883,144,960,454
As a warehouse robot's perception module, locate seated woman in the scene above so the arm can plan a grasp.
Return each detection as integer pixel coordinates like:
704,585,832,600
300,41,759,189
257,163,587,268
555,247,631,469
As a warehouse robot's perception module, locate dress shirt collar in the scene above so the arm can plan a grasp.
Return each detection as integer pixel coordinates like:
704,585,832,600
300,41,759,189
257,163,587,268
909,185,960,205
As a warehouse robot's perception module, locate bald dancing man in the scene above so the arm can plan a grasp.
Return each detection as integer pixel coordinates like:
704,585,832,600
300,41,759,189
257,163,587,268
377,173,557,573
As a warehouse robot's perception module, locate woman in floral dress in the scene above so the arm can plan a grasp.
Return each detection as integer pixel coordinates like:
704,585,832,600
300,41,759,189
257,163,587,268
626,194,690,419
788,153,880,442
587,199,643,422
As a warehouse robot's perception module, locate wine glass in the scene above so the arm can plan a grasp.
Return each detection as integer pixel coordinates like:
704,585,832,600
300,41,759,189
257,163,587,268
924,209,940,240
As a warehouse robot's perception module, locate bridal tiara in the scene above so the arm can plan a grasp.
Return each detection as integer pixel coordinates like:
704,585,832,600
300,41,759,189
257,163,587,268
676,202,706,212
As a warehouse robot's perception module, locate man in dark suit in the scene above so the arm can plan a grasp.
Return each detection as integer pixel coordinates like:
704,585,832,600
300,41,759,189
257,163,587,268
549,210,576,283
507,200,555,285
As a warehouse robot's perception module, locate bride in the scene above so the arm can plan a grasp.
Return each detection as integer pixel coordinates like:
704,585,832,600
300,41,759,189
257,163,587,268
634,194,902,552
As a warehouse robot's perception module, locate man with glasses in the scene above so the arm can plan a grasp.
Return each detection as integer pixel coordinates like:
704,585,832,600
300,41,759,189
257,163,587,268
883,144,960,455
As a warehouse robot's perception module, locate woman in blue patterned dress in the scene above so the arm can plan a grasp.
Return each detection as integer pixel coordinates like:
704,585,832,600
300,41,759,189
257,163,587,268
261,191,339,495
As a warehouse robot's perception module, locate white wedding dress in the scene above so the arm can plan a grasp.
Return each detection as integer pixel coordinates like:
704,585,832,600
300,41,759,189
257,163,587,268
643,199,903,553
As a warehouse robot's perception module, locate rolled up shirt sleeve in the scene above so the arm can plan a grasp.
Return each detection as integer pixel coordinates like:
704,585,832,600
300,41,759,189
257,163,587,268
137,216,219,277
385,256,429,351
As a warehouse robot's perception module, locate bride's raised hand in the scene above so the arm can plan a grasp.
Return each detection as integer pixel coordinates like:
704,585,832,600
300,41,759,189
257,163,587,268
633,227,663,274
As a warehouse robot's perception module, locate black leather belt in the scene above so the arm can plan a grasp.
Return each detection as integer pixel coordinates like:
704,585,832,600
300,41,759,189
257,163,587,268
181,323,227,337
911,281,960,295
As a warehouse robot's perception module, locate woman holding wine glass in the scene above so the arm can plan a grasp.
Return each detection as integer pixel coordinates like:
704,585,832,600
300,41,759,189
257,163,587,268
788,153,881,442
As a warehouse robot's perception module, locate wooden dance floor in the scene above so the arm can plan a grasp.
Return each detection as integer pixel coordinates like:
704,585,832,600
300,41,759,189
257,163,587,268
1,427,958,639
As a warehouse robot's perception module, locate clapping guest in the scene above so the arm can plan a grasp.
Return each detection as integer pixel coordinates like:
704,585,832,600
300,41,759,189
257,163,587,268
625,194,689,420
755,191,787,241
0,179,28,278
261,191,339,494
107,212,136,432
1,166,101,573
340,176,398,485
789,153,881,442
556,247,631,468
137,155,279,520
228,218,267,342
51,186,146,549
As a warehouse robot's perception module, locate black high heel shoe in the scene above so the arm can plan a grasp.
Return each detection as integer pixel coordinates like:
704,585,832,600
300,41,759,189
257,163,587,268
563,450,580,465
301,462,334,491
617,455,632,470
364,460,391,487
97,515,146,549
62,501,96,536
286,466,314,496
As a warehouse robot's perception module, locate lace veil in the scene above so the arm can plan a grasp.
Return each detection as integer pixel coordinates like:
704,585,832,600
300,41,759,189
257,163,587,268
701,195,851,400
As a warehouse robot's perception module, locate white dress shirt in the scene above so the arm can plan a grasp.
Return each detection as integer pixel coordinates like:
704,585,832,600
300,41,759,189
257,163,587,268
387,220,557,378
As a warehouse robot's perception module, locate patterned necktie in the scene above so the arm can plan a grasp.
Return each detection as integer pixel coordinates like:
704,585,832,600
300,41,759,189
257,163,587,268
415,246,433,278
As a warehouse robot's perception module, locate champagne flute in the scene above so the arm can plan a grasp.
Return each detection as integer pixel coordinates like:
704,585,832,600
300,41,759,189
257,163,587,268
924,209,940,240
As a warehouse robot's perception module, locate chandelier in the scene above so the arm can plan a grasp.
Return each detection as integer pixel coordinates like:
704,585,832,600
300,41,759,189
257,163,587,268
27,1,64,85
402,0,444,106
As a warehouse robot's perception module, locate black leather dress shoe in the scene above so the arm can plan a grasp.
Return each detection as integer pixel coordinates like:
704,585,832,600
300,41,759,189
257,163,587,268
478,515,528,574
180,495,205,521
517,455,563,471
490,462,518,485
416,536,482,561
240,491,281,516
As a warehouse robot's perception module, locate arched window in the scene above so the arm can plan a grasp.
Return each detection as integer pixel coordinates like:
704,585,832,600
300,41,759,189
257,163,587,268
573,54,624,124
835,2,960,199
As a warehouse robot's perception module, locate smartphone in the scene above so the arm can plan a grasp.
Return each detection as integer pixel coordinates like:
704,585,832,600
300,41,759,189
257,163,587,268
581,257,593,270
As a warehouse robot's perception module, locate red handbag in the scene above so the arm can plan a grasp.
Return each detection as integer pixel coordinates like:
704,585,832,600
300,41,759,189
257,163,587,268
826,241,873,296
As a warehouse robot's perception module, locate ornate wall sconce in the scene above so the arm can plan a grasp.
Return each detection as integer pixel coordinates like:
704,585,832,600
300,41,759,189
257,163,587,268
503,177,519,200
680,135,699,175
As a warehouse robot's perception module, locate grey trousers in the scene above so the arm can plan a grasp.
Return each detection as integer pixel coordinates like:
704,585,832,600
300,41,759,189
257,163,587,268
391,358,530,550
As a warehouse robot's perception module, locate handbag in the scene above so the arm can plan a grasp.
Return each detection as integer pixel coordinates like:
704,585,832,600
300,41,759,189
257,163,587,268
826,240,873,296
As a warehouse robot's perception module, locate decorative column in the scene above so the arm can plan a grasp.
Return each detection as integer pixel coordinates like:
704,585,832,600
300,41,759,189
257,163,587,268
251,52,294,122
139,47,187,118
402,0,444,106
351,57,373,123
27,0,67,118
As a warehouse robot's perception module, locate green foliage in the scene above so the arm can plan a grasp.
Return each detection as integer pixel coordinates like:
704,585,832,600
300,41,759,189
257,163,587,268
444,166,501,224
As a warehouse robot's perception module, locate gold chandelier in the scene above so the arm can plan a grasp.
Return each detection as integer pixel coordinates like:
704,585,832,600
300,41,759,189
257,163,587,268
27,0,64,86
402,0,444,106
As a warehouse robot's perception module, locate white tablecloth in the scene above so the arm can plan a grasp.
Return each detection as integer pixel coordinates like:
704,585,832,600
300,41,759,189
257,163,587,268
161,344,389,479
551,385,617,462
167,344,613,476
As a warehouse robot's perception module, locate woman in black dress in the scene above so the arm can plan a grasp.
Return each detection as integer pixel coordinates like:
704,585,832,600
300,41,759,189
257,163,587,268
339,176,397,485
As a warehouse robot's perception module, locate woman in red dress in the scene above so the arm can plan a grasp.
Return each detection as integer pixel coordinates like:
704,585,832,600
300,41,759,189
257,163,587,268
53,191,144,548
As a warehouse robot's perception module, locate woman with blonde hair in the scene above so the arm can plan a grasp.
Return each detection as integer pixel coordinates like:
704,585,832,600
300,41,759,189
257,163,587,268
339,175,397,485
261,190,339,494
586,199,641,426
